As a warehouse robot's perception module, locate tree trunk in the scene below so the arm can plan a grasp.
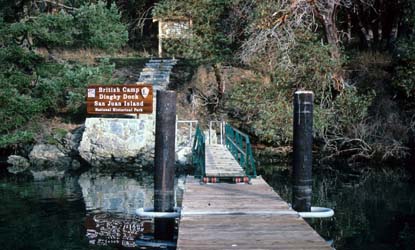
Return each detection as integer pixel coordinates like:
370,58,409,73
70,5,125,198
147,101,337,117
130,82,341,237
315,1,343,91
323,17,341,60
346,13,352,44
311,1,341,59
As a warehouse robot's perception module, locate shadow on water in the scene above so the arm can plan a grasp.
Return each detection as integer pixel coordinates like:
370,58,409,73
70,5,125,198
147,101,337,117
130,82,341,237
0,166,182,250
258,164,415,250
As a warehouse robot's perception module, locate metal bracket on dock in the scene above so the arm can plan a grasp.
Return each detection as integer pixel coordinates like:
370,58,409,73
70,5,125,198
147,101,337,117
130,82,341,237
136,239,177,248
135,206,334,219
181,210,299,216
298,206,334,218
135,207,181,218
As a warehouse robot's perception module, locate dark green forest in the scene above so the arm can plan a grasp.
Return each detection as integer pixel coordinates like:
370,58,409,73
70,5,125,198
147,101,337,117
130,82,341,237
1,0,415,170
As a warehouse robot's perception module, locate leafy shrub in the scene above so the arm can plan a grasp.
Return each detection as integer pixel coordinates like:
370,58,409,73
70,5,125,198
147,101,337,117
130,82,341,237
1,2,128,51
0,87,42,133
0,43,42,70
0,131,35,149
227,79,381,161
226,32,340,146
33,59,116,115
331,88,374,136
32,78,62,113
61,59,115,113
0,54,115,147
226,81,293,146
0,44,43,135
31,11,76,47
75,1,128,51
393,39,415,100
0,7,120,149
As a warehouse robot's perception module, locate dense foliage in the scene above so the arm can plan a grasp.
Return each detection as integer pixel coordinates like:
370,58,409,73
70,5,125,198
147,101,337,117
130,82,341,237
1,1,127,51
1,0,414,165
223,0,415,163
393,39,415,103
153,0,233,60
75,2,128,50
227,31,338,145
0,1,125,148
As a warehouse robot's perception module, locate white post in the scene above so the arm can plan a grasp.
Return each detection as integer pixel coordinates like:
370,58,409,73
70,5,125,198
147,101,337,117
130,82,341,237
158,20,163,58
189,122,193,147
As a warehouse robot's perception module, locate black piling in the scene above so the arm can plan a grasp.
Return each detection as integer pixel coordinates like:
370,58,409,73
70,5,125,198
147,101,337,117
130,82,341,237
292,90,314,212
154,90,176,240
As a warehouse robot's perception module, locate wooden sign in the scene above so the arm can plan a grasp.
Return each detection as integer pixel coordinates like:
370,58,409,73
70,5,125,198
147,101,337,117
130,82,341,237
155,17,192,39
86,84,153,114
161,19,192,39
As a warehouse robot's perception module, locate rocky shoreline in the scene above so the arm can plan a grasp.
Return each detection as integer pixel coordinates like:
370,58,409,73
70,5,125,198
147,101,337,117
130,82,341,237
6,117,193,180
7,125,85,179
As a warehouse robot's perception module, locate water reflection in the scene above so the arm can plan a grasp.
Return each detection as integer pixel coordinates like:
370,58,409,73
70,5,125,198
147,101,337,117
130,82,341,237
0,167,179,250
78,169,180,249
0,173,89,250
78,170,154,214
85,213,153,248
259,165,415,250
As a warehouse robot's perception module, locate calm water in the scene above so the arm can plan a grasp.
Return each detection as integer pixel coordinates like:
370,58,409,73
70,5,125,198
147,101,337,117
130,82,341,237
1,163,415,250
0,167,180,250
259,165,415,250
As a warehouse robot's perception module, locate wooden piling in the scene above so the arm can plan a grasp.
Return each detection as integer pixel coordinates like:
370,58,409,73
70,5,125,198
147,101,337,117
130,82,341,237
154,90,177,240
292,90,314,212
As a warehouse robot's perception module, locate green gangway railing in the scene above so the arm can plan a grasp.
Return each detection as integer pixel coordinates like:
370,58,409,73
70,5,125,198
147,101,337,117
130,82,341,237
192,125,205,178
225,124,257,178
192,123,257,179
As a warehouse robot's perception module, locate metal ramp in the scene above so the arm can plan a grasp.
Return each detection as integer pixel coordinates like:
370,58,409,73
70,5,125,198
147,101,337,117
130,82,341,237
205,144,245,177
192,122,256,183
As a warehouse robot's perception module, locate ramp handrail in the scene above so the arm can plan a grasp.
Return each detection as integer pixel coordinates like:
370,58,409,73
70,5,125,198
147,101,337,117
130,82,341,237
176,120,198,151
225,124,257,178
208,120,225,145
192,125,205,178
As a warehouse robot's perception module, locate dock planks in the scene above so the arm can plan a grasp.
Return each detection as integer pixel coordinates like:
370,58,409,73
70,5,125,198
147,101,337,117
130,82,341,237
177,176,332,250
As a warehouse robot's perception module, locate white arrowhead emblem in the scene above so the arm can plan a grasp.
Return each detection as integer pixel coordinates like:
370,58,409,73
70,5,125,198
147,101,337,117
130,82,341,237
141,87,150,98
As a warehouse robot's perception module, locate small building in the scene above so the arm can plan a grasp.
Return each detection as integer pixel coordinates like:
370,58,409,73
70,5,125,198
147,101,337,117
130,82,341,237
153,16,193,57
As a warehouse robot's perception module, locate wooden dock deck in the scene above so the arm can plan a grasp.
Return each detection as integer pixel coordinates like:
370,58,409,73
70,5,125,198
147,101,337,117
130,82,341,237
177,176,332,250
181,124,331,249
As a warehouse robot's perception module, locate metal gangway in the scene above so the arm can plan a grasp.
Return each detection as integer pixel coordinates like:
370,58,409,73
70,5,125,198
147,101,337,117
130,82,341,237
192,121,256,183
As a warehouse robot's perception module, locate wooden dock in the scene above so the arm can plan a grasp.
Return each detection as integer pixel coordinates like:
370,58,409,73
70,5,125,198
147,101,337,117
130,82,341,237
177,176,332,250
180,123,331,249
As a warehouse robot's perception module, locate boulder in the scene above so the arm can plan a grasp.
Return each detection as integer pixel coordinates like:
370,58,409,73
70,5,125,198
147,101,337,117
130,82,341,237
7,155,30,174
28,144,73,179
78,118,155,169
31,170,66,180
63,126,85,156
